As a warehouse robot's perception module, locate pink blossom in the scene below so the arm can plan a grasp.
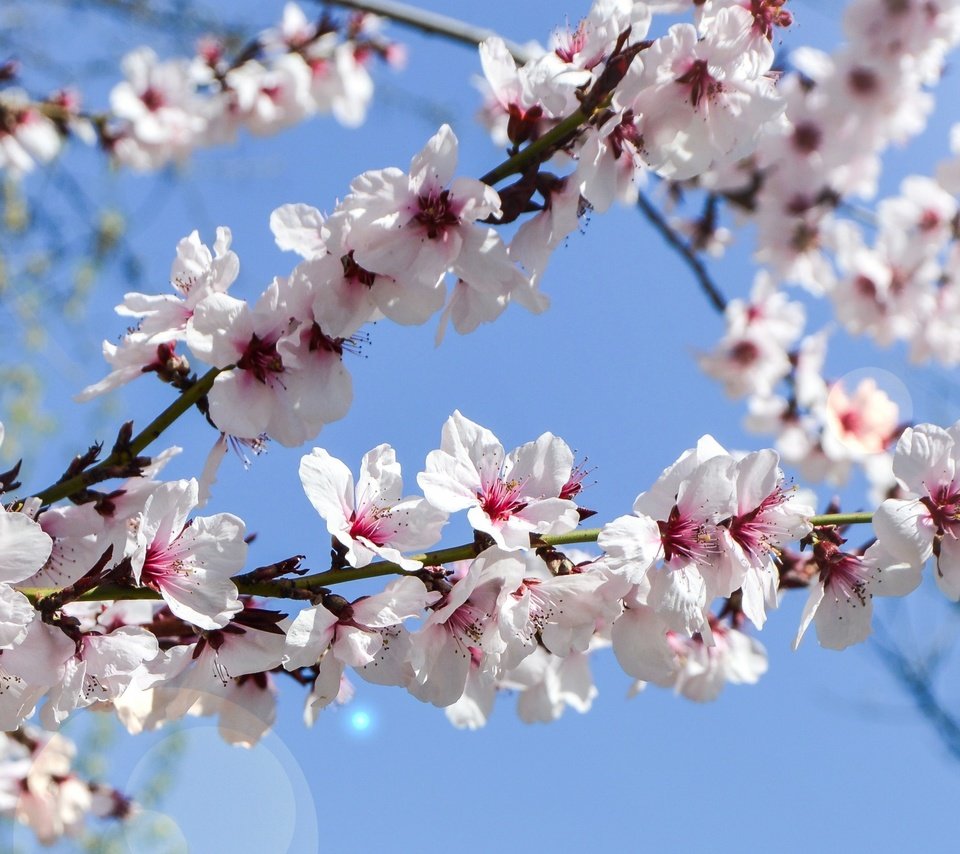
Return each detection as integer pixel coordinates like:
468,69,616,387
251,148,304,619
418,411,581,550
129,479,246,629
299,445,447,570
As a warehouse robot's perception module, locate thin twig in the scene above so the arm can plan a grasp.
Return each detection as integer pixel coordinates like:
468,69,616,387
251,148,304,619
636,190,728,314
322,0,536,63
872,626,960,763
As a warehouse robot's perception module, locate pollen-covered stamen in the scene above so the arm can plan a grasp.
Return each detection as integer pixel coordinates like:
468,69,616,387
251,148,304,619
478,476,528,522
236,333,283,383
560,457,591,501
512,578,557,634
445,602,490,646
658,505,721,565
726,488,791,559
140,538,189,588
820,552,872,607
228,433,269,468
676,59,722,109
349,504,394,546
414,189,461,239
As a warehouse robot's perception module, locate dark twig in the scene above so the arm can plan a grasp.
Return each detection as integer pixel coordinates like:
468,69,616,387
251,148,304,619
636,190,728,314
321,0,535,63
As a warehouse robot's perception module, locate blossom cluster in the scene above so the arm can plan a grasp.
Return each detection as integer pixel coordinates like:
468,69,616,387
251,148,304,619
685,1,960,488
6,407,955,762
0,2,399,176
0,727,132,845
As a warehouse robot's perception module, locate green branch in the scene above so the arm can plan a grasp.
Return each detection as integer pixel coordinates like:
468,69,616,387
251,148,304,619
479,108,592,186
21,513,877,606
809,512,874,527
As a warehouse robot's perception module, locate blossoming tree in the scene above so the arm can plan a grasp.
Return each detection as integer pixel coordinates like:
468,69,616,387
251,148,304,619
2,0,960,846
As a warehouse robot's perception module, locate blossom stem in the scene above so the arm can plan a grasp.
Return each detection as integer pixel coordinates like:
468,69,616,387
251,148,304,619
33,366,224,506
323,0,535,63
480,108,593,186
810,512,874,527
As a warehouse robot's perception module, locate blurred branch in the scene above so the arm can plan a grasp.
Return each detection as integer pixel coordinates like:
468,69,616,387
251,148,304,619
636,190,728,314
872,616,960,763
322,0,536,62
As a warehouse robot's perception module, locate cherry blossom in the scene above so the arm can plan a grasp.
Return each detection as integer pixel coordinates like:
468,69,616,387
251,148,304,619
418,411,581,550
873,421,960,599
299,445,448,570
128,478,246,629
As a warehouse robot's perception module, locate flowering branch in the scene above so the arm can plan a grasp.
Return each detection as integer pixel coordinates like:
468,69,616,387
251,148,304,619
33,366,222,506
17,511,871,607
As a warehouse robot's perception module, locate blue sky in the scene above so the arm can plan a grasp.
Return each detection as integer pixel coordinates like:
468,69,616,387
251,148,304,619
6,1,960,851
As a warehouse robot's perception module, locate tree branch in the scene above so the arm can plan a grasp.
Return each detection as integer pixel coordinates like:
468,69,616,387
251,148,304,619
636,190,728,314
322,0,536,63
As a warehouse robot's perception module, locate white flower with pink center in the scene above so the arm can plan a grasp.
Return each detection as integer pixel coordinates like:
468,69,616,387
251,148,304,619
299,444,448,571
186,277,352,446
41,626,160,728
629,7,784,180
599,436,737,636
117,226,239,346
418,411,581,550
408,555,508,707
129,479,246,630
721,449,814,628
794,540,920,651
873,420,960,599
498,646,598,724
821,379,899,463
283,577,439,715
488,549,616,667
109,47,204,164
330,124,517,325
651,619,769,703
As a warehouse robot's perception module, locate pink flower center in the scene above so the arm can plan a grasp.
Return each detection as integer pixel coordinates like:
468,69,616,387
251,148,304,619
141,86,165,112
727,489,787,558
349,505,392,546
658,505,720,565
676,60,722,108
608,112,642,160
446,602,488,645
237,333,284,383
479,477,527,523
414,189,461,239
141,541,181,588
821,553,871,606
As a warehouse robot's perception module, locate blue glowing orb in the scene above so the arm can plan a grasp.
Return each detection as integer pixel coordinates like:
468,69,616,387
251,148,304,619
350,710,372,733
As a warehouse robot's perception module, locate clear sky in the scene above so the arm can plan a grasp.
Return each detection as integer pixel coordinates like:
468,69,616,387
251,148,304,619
5,1,960,851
